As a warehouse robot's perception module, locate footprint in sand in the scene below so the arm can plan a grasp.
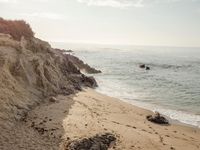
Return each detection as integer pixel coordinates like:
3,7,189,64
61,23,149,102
141,129,147,132
125,124,137,129
170,146,175,150
112,121,120,125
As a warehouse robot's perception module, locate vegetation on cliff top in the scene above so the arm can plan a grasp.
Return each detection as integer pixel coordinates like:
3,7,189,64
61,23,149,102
0,17,34,40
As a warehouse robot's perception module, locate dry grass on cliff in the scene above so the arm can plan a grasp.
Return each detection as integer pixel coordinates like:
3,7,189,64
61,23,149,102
0,18,34,41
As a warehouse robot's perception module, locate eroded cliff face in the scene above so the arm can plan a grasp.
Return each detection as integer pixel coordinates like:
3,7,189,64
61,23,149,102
0,34,98,127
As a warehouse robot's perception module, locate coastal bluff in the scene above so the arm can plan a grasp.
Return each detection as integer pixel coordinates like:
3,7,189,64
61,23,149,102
0,19,99,142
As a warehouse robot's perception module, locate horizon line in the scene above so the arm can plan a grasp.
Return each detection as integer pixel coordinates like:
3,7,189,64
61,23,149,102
48,40,200,49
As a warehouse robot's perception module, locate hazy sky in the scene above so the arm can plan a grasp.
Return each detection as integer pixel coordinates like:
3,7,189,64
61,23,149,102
0,0,200,47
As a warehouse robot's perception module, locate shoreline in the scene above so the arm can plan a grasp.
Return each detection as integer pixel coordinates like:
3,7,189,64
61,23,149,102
62,88,200,150
95,88,200,129
86,89,200,129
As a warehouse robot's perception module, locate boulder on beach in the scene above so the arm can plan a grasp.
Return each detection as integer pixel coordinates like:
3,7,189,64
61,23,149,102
64,133,116,150
146,112,169,125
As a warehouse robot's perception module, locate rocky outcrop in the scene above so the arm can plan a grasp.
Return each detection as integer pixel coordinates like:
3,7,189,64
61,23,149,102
139,64,150,70
65,49,73,53
146,112,169,125
139,64,146,69
63,133,116,150
55,49,101,74
0,33,98,127
54,48,73,53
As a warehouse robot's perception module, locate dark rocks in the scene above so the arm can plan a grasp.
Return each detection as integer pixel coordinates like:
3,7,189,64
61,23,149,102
65,54,101,74
65,133,116,150
146,112,169,125
49,97,57,103
139,64,150,70
65,49,73,53
139,64,146,68
30,121,46,135
54,48,73,53
146,66,150,70
81,75,98,88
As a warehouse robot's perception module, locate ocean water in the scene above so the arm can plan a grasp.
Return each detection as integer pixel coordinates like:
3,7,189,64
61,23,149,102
53,43,200,127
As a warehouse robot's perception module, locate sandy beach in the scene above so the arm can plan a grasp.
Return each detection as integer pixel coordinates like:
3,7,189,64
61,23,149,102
61,89,200,150
1,88,200,150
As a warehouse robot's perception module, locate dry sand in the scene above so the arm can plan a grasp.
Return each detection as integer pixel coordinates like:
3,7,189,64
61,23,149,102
1,88,200,150
62,89,200,150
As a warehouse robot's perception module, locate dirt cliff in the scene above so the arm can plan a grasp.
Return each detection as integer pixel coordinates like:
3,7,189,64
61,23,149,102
0,33,98,128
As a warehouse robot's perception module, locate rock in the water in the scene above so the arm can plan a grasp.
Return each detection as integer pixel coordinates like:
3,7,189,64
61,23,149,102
54,48,73,53
139,64,150,70
66,49,73,53
139,64,146,68
146,66,150,70
146,112,169,125
64,133,116,150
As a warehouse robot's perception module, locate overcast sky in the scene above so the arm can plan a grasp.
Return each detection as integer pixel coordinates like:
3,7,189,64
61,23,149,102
0,0,200,47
